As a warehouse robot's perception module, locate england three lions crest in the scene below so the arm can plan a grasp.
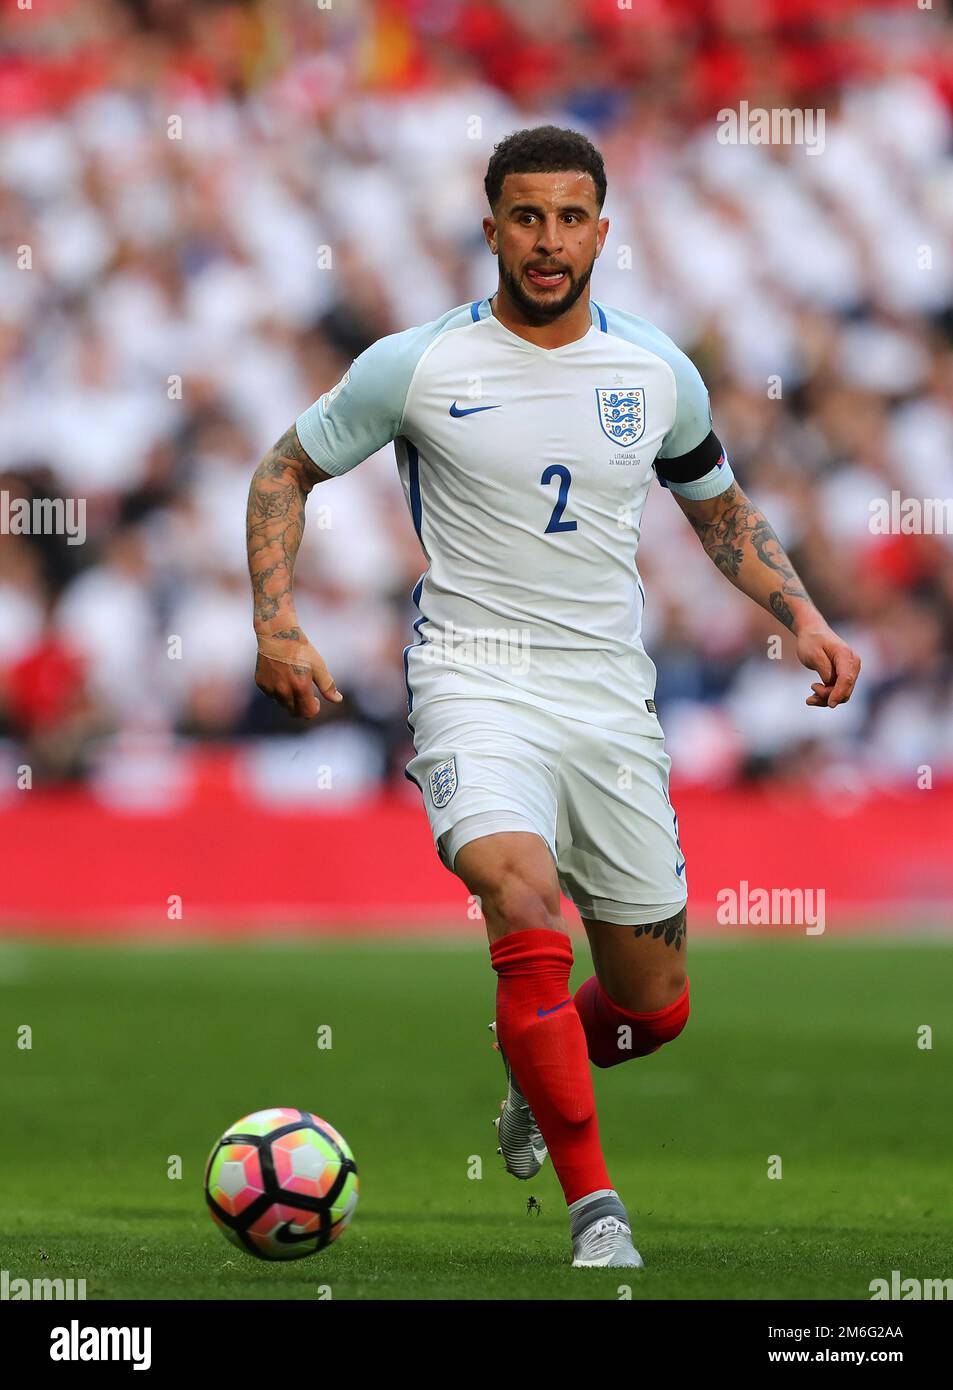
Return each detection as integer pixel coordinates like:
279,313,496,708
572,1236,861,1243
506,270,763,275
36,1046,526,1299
596,387,645,448
429,756,458,808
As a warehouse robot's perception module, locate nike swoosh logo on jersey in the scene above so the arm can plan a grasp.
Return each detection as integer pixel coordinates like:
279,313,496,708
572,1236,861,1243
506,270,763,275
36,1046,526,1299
449,401,502,417
537,998,572,1018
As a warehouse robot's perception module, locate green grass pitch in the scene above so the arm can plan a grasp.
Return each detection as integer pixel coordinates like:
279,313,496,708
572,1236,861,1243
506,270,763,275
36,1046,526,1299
0,934,949,1300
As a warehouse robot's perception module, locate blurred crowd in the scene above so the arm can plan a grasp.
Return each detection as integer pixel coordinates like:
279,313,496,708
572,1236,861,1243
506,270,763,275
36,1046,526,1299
1,0,953,798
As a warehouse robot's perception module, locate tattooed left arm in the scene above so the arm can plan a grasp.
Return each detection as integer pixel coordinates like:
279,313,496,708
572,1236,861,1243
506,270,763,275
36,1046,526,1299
673,483,862,708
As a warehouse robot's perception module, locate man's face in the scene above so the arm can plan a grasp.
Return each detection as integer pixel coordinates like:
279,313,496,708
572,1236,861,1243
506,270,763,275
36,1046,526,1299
484,171,608,323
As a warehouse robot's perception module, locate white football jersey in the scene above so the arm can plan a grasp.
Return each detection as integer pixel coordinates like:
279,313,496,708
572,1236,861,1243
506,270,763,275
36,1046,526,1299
296,297,733,733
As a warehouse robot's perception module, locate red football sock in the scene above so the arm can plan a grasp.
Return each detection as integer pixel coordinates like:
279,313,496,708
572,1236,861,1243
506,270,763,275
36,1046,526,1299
490,929,612,1205
574,975,690,1068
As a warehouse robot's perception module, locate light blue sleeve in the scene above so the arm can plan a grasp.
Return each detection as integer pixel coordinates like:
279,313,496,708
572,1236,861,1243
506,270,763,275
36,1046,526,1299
658,349,734,498
656,348,714,460
295,303,474,476
295,333,416,477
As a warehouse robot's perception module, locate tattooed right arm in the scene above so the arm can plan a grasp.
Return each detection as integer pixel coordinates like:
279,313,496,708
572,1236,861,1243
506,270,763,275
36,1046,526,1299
246,425,329,636
246,425,341,719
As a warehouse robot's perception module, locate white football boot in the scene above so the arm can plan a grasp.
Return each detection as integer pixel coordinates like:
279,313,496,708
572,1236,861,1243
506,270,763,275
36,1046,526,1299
570,1189,644,1268
488,1021,548,1179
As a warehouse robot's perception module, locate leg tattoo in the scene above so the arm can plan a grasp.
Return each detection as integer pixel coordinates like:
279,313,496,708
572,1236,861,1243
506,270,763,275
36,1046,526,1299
632,905,687,951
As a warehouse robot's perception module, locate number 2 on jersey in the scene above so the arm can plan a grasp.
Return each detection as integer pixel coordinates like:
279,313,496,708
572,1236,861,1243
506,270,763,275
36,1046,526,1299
540,464,577,533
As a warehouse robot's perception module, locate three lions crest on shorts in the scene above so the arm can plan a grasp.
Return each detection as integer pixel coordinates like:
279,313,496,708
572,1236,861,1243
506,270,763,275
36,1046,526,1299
429,756,458,808
596,387,645,447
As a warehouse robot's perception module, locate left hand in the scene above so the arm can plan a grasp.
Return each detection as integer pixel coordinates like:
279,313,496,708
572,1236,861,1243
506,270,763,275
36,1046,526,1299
795,625,862,708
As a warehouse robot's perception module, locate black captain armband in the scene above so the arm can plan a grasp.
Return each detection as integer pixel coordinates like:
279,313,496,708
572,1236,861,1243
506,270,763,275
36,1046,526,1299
654,430,735,501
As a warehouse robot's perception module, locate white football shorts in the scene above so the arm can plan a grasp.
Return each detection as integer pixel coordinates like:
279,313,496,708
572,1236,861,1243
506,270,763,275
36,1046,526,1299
405,694,688,926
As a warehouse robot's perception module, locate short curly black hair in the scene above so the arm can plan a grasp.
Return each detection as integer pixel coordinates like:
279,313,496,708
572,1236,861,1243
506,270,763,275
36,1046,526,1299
484,125,607,210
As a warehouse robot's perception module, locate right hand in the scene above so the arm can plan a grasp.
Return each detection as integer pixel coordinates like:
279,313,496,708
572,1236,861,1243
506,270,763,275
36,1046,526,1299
254,629,343,720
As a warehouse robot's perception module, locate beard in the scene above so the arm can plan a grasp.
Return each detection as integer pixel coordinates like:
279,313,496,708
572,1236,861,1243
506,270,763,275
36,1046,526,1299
498,254,595,325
